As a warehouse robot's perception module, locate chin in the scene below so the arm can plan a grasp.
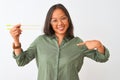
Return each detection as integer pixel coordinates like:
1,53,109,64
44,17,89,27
58,31,66,34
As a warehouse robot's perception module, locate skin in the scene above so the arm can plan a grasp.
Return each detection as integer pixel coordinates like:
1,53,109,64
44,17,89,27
50,8,69,46
10,24,22,55
9,8,105,56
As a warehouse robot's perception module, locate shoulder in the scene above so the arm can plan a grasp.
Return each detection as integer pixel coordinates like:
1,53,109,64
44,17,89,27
29,34,49,46
73,36,84,42
34,34,48,41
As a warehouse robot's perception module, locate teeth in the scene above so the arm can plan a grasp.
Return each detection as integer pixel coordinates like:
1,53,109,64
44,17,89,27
58,27,64,30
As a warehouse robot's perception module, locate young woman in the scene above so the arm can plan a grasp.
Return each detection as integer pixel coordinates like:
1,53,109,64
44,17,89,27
10,3,110,80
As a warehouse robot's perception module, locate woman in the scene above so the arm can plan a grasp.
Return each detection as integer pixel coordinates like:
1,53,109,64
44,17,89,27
10,3,110,80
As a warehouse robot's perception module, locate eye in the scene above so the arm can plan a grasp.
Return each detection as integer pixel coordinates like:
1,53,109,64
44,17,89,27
51,19,57,23
61,16,68,20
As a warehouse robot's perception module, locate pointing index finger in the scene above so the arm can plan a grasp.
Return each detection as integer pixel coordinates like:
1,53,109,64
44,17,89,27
77,42,85,46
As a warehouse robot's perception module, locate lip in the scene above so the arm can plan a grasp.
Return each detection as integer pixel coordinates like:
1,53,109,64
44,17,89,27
57,27,64,31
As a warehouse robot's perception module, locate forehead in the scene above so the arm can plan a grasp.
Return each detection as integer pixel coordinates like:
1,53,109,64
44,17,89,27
51,8,66,18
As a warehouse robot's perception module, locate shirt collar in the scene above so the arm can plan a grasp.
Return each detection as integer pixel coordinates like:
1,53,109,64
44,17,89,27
49,34,71,42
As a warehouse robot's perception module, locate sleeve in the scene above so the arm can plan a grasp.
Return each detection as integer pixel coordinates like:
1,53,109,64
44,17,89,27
13,37,38,66
83,45,110,63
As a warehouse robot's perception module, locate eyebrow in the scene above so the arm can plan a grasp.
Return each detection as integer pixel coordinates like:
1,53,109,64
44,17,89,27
51,15,67,19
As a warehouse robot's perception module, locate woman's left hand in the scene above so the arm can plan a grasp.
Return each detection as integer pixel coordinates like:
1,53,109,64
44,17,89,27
78,40,105,54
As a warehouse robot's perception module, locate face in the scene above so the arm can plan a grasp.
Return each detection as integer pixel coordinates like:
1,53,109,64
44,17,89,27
50,8,69,36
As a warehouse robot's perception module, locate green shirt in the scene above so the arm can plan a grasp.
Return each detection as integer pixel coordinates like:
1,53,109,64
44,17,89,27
13,35,110,80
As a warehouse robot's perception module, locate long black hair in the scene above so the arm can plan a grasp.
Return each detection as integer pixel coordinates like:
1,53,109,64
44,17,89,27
43,3,74,39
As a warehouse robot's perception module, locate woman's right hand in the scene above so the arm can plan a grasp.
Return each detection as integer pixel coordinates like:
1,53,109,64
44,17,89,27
9,24,22,43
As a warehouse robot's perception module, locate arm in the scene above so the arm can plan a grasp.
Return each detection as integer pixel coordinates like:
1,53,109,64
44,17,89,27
78,40,110,62
85,40,105,54
78,40,105,53
9,24,22,56
10,24,36,66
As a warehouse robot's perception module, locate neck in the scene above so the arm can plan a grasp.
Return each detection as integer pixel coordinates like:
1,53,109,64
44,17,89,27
55,34,65,46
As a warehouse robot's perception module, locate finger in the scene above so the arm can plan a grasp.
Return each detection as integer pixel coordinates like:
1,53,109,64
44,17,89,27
77,42,85,46
10,24,21,31
14,24,21,28
13,26,22,32
14,30,21,34
12,31,21,37
10,28,22,37
10,26,21,33
10,28,21,34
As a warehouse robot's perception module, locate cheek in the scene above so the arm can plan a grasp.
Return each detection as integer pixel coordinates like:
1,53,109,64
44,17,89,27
65,23,69,29
51,25,56,30
65,20,69,27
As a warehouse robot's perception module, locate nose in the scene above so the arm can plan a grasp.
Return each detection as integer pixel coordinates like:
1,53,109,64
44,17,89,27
58,20,63,25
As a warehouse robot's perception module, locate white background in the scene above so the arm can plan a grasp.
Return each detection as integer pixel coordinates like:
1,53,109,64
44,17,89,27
0,0,119,80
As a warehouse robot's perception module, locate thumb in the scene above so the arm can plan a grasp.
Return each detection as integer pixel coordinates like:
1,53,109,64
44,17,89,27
14,24,21,28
